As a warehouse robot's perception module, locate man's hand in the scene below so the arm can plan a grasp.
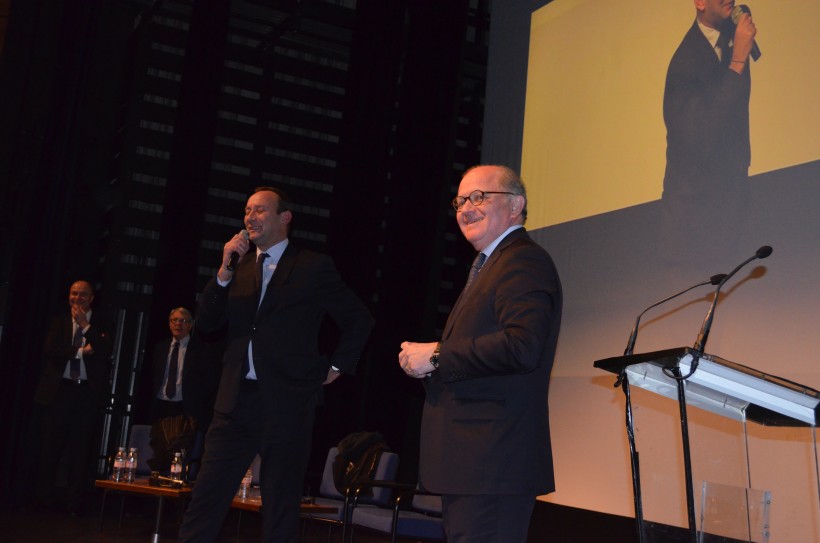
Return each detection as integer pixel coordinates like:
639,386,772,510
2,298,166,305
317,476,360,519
323,368,342,385
398,341,438,379
730,12,756,73
71,303,90,328
217,231,251,282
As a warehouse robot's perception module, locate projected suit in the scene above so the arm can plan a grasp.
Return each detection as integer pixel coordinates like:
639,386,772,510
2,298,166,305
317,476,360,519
399,165,563,543
662,19,752,198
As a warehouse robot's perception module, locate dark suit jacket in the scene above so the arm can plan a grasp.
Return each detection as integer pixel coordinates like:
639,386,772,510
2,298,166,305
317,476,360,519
34,311,114,407
420,228,563,495
663,20,751,198
152,335,219,426
197,243,374,414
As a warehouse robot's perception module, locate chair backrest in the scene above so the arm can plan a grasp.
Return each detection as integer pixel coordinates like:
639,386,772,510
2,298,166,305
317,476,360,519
318,447,344,499
249,454,262,484
318,446,399,505
128,424,154,476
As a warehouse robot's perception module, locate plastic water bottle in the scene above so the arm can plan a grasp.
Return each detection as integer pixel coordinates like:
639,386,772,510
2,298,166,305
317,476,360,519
238,468,252,498
112,447,126,482
125,447,138,483
170,452,183,482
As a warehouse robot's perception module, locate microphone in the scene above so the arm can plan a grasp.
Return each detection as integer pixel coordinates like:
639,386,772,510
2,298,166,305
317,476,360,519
226,229,249,271
692,245,772,354
623,273,727,356
732,4,761,61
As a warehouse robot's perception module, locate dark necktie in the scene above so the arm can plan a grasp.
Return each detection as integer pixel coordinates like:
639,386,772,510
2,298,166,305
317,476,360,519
717,31,732,67
70,325,83,379
165,340,180,399
256,252,269,305
465,252,487,290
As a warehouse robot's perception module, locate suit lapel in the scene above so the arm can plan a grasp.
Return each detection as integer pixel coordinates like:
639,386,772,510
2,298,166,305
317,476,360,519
443,228,528,338
257,244,297,313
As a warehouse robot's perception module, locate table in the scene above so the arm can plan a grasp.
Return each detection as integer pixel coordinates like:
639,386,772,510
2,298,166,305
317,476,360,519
96,478,192,543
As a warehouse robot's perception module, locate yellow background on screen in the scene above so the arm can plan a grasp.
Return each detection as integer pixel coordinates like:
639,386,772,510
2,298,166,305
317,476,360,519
522,0,820,229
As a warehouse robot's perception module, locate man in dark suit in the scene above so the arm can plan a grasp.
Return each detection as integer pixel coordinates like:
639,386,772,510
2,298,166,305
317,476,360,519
150,306,218,429
33,280,113,515
178,187,374,543
662,0,758,198
399,165,563,543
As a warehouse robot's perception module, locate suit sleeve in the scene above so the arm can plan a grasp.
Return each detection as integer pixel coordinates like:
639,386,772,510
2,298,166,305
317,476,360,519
196,277,230,334
314,255,374,375
42,315,113,369
436,243,561,382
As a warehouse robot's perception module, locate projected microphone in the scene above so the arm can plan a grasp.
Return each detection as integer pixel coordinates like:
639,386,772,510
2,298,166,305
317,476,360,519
692,245,773,354
732,4,761,61
623,274,727,356
226,229,249,271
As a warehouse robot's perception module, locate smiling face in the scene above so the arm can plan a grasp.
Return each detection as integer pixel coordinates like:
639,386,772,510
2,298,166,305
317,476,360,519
244,190,291,252
455,166,525,251
68,281,94,311
695,0,735,29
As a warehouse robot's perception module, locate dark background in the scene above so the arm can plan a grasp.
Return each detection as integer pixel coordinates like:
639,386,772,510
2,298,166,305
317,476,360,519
0,0,491,506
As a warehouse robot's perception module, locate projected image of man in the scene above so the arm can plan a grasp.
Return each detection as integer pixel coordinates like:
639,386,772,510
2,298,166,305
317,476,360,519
662,0,758,198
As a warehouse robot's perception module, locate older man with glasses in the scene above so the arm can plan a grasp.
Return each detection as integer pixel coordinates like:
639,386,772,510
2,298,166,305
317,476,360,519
149,307,219,431
399,164,563,543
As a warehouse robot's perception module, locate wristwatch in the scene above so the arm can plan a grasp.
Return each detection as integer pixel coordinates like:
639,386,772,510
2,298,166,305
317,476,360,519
429,342,441,369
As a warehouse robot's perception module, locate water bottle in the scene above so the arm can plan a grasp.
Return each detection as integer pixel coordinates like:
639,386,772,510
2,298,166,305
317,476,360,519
112,447,126,482
238,468,252,499
170,452,183,482
125,447,138,483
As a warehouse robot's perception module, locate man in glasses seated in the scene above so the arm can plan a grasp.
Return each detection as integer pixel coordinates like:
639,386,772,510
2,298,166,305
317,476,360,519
149,307,219,431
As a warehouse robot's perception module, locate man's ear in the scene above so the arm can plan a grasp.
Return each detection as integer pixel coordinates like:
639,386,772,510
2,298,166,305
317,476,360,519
281,210,293,225
511,195,525,217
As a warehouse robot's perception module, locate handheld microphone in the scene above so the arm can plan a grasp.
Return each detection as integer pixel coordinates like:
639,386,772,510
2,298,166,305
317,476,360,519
732,4,761,61
692,245,772,354
623,274,727,356
226,229,249,271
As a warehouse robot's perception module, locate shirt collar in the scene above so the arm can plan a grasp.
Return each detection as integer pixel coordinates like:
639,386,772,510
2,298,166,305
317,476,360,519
257,237,288,263
697,19,722,51
479,224,524,259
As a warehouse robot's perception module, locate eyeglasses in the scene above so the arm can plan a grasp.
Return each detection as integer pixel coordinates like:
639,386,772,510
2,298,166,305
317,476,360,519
169,318,191,324
452,190,515,211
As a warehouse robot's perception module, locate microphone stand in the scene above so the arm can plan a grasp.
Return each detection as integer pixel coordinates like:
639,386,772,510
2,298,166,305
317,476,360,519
615,273,724,543
661,247,771,543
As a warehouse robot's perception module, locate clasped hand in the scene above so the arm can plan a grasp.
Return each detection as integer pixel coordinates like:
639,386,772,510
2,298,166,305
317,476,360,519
398,341,437,379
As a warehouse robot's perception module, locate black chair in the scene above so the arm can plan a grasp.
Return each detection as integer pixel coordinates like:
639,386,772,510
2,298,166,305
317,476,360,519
348,483,444,543
302,446,400,543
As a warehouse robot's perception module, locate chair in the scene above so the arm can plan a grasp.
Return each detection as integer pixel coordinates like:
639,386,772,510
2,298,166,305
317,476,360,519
302,446,400,543
348,484,444,543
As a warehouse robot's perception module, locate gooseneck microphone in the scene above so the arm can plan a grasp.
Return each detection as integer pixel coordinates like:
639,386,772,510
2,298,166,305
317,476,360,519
732,4,761,61
226,229,250,271
623,274,727,356
692,245,772,355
